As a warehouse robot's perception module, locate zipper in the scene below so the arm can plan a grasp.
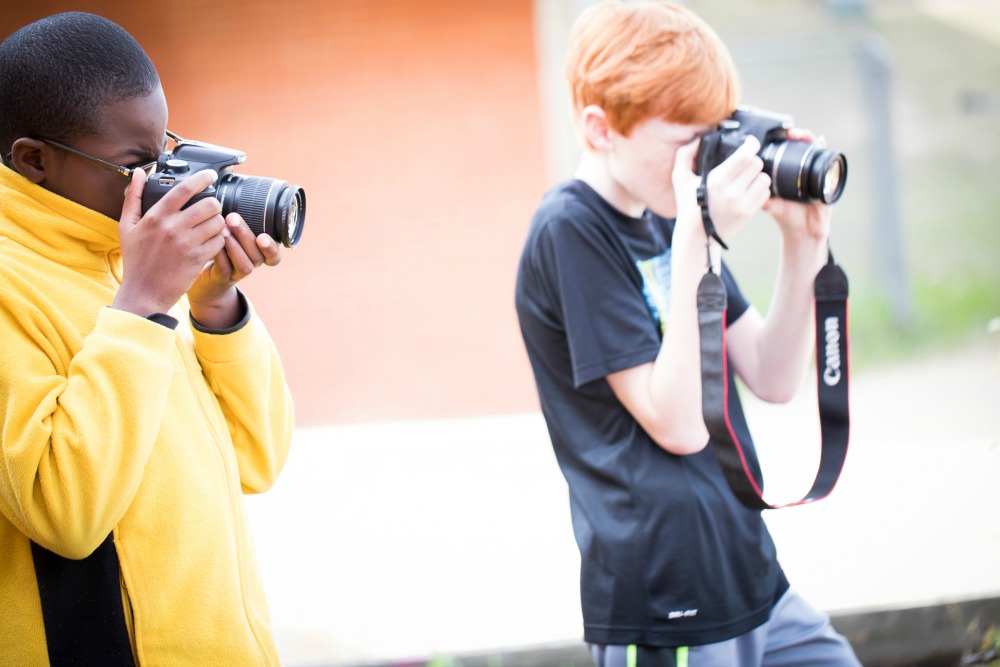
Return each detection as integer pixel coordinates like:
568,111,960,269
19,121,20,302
180,347,272,666
119,552,139,664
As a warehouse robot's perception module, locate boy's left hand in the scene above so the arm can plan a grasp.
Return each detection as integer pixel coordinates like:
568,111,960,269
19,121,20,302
763,194,831,242
763,127,832,243
187,213,282,328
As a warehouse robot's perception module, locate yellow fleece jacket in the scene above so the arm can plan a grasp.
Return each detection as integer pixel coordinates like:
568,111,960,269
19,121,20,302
0,166,294,665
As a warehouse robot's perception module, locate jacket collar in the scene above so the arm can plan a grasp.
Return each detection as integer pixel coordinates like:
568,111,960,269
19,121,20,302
0,165,121,271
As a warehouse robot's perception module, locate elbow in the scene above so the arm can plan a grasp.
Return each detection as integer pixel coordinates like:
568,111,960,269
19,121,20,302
239,436,291,494
27,489,122,559
241,470,279,494
748,381,798,405
58,537,109,561
34,522,116,560
739,368,798,404
239,458,283,494
756,388,797,405
52,513,120,559
645,423,709,456
656,435,709,456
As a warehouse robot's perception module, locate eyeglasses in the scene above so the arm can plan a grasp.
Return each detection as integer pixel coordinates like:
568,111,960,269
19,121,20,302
13,130,183,179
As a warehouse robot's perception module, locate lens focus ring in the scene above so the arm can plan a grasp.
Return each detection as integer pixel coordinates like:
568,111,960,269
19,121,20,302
233,177,272,237
215,173,305,247
770,141,813,203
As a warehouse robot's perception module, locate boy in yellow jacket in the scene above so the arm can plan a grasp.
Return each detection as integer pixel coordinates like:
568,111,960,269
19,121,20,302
0,12,294,665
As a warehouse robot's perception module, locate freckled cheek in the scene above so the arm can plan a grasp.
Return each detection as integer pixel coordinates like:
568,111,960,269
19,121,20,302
628,149,661,175
642,146,675,177
642,157,673,187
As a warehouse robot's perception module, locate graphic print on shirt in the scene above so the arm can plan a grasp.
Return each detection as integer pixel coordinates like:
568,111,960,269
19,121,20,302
637,249,672,335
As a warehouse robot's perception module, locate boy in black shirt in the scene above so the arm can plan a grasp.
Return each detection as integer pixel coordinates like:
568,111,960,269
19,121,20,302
515,2,860,665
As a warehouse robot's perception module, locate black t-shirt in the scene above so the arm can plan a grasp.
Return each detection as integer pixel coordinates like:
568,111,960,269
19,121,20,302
515,180,788,647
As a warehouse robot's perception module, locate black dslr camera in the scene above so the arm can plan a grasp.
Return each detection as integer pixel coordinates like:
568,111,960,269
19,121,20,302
695,107,847,205
140,133,305,248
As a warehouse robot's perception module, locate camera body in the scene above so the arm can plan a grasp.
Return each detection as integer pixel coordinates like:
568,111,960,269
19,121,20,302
141,138,305,248
695,106,847,205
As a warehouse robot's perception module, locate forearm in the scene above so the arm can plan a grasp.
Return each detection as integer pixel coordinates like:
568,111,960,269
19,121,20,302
188,286,242,330
610,218,720,454
655,221,722,439
0,308,175,557
753,231,828,401
192,300,293,492
218,362,294,494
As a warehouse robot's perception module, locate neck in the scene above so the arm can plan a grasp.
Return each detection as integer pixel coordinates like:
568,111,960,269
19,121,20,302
574,150,645,218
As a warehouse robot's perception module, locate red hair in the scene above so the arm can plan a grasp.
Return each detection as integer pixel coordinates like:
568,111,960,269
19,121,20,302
566,1,740,142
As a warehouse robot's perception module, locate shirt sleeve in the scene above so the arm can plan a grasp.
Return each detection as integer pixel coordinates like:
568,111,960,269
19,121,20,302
0,305,177,558
188,289,250,335
533,211,662,388
188,297,294,494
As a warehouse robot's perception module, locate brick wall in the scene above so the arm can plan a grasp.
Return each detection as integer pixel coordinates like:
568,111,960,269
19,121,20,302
0,0,548,424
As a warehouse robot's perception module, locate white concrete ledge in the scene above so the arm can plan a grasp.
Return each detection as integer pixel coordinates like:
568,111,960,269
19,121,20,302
246,338,1000,665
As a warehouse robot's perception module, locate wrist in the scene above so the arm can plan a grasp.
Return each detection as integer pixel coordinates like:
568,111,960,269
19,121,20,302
111,287,172,318
188,288,240,330
145,312,179,330
673,212,722,273
780,230,827,269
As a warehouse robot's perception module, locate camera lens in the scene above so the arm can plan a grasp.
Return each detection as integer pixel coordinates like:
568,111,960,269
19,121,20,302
216,174,306,248
815,152,846,204
761,140,847,205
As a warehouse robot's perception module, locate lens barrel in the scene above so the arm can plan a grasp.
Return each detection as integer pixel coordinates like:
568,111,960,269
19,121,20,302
761,140,847,205
216,173,306,248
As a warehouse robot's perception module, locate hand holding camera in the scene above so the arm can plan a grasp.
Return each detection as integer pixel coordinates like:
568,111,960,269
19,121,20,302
690,106,847,249
140,133,305,249
185,209,284,328
672,133,769,248
113,168,229,317
702,134,774,241
114,132,306,322
696,107,847,205
760,126,834,245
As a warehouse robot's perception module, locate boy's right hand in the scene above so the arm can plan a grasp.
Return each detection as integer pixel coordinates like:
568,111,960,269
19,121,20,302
704,136,772,241
674,136,772,245
111,168,228,317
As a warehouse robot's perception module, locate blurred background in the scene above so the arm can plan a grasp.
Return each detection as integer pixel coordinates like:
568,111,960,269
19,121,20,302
2,0,998,665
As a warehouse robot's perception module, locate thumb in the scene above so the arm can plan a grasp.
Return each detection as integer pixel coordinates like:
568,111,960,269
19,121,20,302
119,169,147,231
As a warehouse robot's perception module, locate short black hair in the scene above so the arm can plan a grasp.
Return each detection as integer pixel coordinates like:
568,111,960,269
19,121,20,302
0,12,160,159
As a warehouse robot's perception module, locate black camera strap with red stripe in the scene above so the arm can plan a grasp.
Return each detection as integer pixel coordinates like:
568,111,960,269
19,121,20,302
697,257,850,510
695,167,850,509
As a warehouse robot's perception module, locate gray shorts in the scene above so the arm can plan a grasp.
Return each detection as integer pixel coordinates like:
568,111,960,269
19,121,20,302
588,589,861,667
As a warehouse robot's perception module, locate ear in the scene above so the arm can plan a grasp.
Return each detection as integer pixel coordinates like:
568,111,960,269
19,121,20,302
580,104,614,151
9,138,51,184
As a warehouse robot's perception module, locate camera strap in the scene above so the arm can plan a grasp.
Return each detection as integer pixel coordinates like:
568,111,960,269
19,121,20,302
696,246,850,510
696,133,729,250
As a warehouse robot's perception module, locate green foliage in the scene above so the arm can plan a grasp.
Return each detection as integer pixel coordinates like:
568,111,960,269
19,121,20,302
425,656,463,667
963,624,1000,665
852,10,1000,369
713,3,1000,374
